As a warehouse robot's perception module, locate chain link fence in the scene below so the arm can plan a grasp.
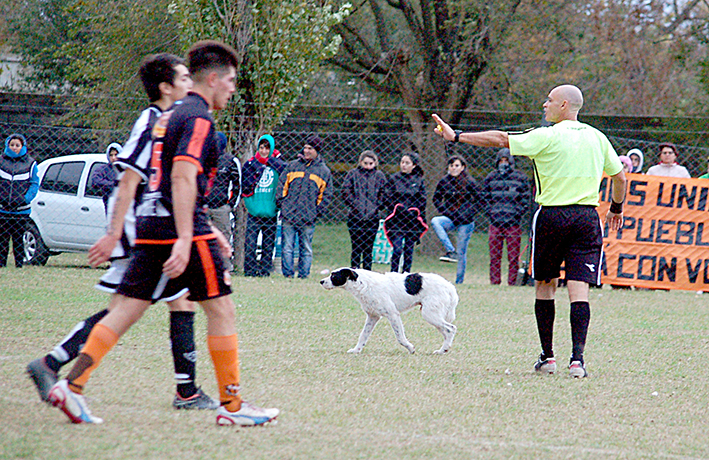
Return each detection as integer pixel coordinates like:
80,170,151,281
2,120,709,278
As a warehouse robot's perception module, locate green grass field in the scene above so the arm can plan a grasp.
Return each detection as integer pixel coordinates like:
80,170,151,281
1,224,708,459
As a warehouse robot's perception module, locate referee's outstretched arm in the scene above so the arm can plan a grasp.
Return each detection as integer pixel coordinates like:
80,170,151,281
431,114,509,148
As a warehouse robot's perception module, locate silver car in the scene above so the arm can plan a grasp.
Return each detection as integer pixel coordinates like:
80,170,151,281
24,153,109,265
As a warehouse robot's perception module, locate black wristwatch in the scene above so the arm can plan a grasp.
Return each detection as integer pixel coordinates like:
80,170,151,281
453,130,462,143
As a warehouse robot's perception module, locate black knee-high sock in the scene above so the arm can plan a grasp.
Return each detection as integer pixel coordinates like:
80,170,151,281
534,299,555,358
570,301,590,363
45,309,110,373
170,311,198,398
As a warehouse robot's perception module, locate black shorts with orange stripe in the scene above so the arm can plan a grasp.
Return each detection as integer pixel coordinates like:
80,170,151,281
531,205,603,285
116,237,231,302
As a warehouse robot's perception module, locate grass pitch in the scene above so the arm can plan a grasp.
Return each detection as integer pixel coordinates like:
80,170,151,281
1,225,708,459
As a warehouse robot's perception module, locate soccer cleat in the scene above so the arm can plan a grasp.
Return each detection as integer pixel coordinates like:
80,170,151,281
534,355,557,374
172,388,219,410
569,360,588,378
26,358,58,402
439,252,458,263
216,401,279,426
47,380,103,424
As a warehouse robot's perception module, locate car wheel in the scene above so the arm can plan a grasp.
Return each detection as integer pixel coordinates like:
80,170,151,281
23,222,50,266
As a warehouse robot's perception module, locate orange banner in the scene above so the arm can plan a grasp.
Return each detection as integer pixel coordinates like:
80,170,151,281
596,173,709,291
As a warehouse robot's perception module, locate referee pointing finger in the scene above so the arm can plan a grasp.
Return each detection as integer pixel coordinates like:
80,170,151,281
433,84,627,378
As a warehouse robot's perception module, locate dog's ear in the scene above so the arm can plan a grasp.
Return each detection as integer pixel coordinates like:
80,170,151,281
330,268,351,287
347,269,358,282
331,268,358,286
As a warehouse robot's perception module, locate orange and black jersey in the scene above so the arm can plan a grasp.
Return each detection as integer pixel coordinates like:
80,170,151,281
135,92,219,243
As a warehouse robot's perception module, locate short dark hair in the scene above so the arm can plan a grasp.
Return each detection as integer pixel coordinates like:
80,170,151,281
8,134,24,146
659,142,678,156
447,155,467,169
139,53,186,102
187,40,240,81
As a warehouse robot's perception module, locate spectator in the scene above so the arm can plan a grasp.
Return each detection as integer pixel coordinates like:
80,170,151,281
242,134,287,277
431,155,477,284
0,134,39,268
481,148,531,285
627,148,644,173
618,155,633,174
382,152,427,274
342,150,387,270
699,157,709,179
205,132,241,272
646,143,691,178
276,135,332,279
92,143,122,213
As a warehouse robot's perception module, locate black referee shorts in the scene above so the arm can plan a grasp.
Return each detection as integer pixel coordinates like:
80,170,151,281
117,237,232,302
531,205,603,285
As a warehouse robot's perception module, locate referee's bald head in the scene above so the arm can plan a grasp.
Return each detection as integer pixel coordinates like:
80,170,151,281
554,85,584,113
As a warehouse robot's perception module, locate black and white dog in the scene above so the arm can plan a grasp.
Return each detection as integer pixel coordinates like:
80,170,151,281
320,268,458,354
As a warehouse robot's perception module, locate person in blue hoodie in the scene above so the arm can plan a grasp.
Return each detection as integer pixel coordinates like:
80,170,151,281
241,134,287,276
0,134,39,267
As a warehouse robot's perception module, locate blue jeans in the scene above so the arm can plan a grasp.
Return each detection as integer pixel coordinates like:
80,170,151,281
431,216,474,284
281,223,315,278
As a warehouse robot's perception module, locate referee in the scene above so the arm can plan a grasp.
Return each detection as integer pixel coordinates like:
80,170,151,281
432,84,626,378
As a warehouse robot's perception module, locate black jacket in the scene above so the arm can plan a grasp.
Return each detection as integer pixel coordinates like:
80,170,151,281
342,166,387,221
432,173,478,226
381,171,426,219
206,152,241,209
481,150,531,228
276,155,332,226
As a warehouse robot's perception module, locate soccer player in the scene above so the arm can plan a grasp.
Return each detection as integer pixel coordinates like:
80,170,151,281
45,41,278,425
432,84,627,378
27,53,219,410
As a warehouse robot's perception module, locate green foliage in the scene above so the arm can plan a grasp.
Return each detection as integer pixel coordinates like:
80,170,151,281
248,0,351,133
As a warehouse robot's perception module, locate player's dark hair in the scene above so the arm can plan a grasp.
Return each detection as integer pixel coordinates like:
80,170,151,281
139,53,186,102
187,40,240,81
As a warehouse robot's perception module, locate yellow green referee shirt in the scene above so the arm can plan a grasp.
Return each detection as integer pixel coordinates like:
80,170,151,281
508,120,622,207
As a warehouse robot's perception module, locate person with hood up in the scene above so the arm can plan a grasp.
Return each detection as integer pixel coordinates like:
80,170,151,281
242,134,287,276
627,148,644,174
205,132,241,272
381,152,428,274
431,155,478,284
276,134,332,278
92,142,123,213
342,150,387,270
646,143,691,178
481,148,531,285
0,134,39,267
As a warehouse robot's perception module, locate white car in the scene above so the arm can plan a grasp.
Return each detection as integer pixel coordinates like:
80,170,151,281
24,154,109,265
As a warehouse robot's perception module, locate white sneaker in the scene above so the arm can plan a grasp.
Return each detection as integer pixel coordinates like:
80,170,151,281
569,360,588,378
216,401,279,426
533,355,557,374
48,380,103,424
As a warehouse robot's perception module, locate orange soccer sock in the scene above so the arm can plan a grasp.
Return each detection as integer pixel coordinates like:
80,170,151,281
207,334,242,412
66,323,119,393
